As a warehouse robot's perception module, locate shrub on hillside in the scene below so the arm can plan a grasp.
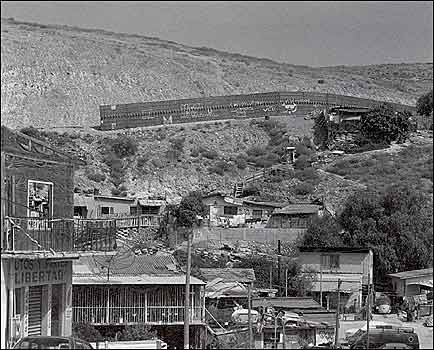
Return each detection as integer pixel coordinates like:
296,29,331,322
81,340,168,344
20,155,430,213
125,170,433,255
294,155,311,170
86,172,106,183
246,145,267,157
201,149,219,160
295,167,318,181
110,136,138,158
20,126,45,140
137,155,150,168
235,157,248,170
294,182,315,195
208,160,232,175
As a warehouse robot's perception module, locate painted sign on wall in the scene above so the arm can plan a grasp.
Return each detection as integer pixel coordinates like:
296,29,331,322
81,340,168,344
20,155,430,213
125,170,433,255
14,260,70,288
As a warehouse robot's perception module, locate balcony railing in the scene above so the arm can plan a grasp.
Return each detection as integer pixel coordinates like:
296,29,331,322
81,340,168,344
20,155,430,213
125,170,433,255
2,217,117,253
73,306,204,325
114,215,161,229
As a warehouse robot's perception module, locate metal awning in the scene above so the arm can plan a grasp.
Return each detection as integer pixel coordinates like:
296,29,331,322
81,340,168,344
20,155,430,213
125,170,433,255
137,199,164,206
407,280,433,288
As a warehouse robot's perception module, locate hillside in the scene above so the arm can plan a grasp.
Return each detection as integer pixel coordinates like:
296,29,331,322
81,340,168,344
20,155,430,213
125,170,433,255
1,17,432,130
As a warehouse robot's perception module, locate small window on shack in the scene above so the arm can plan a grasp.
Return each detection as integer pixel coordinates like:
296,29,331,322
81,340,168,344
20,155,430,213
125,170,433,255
224,206,238,216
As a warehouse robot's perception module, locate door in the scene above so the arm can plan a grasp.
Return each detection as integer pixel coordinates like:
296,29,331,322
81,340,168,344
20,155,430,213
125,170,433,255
28,286,42,336
51,284,63,336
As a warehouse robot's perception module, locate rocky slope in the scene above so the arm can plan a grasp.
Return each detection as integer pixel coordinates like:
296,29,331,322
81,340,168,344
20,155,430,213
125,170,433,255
1,17,432,130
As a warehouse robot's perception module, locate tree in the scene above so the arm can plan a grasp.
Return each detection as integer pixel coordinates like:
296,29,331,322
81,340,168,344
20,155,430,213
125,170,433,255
175,191,206,227
302,185,433,285
234,256,316,296
360,104,412,145
339,186,433,283
301,215,342,247
416,90,433,117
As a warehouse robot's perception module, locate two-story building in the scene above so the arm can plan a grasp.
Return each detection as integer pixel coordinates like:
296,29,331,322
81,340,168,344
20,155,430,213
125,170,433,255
1,126,115,348
297,247,373,311
72,254,206,349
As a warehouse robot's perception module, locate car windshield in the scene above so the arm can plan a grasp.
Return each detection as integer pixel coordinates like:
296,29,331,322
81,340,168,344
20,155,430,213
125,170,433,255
15,338,70,349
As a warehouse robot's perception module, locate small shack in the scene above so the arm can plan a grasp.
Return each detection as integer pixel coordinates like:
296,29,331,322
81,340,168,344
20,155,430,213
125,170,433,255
266,204,322,229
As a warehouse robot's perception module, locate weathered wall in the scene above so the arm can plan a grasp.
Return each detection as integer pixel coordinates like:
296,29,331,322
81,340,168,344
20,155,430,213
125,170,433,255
192,226,304,243
100,91,416,130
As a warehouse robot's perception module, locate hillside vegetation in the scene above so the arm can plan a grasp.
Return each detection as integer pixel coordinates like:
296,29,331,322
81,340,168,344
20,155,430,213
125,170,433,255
1,17,432,129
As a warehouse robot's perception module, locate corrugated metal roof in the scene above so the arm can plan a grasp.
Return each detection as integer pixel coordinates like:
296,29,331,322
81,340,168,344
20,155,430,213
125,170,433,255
200,268,256,283
388,268,433,280
73,254,205,285
73,254,180,276
273,204,321,215
252,297,322,310
242,199,287,208
73,275,205,285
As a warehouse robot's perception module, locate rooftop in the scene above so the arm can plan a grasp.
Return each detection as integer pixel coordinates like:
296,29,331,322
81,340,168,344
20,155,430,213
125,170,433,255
298,246,373,253
252,297,322,310
388,268,433,280
73,254,205,285
273,204,322,215
199,268,256,283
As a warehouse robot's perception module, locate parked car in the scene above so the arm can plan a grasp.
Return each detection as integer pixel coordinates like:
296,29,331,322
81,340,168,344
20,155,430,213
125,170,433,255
350,327,419,349
345,321,394,339
12,336,94,349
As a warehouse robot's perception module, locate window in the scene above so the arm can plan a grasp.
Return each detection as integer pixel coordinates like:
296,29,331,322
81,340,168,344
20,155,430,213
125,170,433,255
223,206,238,216
252,209,262,219
321,254,340,269
28,180,53,229
101,207,114,215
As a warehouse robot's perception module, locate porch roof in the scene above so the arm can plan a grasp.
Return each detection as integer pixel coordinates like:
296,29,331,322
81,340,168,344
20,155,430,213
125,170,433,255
273,204,321,215
388,268,433,280
73,275,205,285
199,268,256,283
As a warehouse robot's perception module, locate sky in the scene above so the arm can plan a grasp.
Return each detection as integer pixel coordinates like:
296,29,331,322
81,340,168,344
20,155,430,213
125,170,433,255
1,1,433,67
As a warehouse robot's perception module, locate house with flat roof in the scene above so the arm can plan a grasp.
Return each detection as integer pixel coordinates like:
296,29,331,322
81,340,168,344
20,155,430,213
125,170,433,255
298,247,373,311
388,268,433,297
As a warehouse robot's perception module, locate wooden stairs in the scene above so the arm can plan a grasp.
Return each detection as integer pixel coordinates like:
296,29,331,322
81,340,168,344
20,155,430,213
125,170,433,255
233,163,292,197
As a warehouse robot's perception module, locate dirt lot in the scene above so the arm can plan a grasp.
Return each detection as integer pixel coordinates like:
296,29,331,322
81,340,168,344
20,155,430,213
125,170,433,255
338,314,433,349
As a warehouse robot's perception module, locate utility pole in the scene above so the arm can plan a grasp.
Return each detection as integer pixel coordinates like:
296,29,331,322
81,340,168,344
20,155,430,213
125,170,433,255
269,264,273,290
334,279,342,348
285,269,288,297
184,229,193,349
320,256,323,307
248,282,253,349
277,240,281,296
366,272,371,350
